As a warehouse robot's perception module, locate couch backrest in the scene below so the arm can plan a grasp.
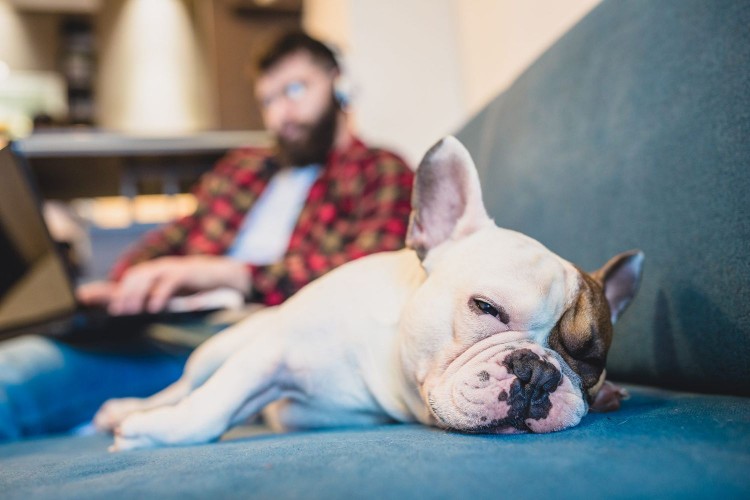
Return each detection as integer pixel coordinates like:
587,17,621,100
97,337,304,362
457,0,750,396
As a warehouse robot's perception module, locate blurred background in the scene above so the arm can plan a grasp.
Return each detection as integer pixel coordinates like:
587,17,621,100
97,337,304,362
0,0,600,278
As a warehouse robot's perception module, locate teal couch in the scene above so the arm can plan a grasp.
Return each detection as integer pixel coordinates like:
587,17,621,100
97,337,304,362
2,0,748,498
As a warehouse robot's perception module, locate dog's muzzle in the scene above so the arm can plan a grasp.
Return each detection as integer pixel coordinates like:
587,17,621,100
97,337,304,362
426,340,587,434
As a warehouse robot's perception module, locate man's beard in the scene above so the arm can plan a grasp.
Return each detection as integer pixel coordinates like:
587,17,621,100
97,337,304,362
275,94,339,167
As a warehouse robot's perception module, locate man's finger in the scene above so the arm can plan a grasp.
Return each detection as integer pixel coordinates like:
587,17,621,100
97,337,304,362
110,268,160,315
147,276,182,313
76,281,115,306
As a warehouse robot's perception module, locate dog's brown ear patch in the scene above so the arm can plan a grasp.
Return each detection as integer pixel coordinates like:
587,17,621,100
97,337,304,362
548,271,613,391
550,251,643,402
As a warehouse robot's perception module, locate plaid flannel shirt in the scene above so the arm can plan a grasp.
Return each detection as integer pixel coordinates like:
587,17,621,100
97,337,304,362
109,137,415,305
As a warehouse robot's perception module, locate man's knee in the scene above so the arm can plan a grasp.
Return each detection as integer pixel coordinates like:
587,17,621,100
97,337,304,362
0,335,65,440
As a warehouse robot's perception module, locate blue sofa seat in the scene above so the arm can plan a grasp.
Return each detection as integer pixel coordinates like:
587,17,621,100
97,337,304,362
2,385,748,498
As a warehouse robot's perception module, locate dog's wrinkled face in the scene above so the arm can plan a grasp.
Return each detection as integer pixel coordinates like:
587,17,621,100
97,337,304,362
400,137,643,434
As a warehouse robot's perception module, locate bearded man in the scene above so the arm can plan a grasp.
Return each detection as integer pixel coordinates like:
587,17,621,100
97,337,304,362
0,33,414,441
80,32,414,312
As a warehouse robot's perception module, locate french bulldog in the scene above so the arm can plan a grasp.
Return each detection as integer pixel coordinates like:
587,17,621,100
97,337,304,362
96,136,643,451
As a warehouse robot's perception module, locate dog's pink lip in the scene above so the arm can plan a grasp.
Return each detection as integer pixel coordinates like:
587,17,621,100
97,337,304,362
428,396,529,434
427,395,513,432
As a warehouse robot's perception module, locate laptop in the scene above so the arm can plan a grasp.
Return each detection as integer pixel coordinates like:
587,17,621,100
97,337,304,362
0,143,224,344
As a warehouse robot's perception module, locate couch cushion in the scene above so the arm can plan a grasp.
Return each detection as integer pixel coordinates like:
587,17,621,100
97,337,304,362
1,386,748,498
456,0,750,395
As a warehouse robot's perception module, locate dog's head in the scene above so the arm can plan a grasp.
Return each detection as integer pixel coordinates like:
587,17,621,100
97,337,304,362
399,137,643,434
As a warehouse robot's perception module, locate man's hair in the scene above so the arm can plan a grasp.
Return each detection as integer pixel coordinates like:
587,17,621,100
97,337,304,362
258,32,339,74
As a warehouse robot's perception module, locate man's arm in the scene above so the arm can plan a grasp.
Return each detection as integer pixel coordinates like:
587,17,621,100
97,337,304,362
108,255,250,315
248,152,414,305
78,149,270,312
107,149,270,281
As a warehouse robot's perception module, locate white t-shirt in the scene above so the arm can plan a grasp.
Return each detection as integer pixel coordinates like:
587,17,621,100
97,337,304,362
226,164,321,265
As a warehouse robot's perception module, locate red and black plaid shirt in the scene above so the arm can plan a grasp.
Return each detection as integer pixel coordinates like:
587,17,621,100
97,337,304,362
110,137,414,305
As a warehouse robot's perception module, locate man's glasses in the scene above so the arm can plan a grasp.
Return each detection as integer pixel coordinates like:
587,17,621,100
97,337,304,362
260,80,308,109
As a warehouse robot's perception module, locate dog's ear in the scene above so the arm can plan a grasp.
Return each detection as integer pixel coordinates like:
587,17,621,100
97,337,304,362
406,136,491,260
590,250,645,324
549,251,643,395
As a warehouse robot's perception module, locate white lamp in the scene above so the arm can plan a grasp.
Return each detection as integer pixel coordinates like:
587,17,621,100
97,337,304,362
97,0,214,134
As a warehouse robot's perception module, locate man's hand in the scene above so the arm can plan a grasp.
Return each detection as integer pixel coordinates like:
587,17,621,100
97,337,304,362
78,256,250,315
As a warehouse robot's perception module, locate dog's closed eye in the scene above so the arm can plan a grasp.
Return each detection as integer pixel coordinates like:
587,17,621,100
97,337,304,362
472,298,510,324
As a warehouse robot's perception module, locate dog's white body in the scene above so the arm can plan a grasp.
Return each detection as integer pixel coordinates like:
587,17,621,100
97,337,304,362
102,250,427,450
251,248,427,431
98,137,643,450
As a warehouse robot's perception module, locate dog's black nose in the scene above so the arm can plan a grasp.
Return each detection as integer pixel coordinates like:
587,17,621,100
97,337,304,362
501,349,562,426
507,350,562,393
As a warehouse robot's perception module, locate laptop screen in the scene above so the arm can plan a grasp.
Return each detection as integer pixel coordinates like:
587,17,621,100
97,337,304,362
0,145,77,333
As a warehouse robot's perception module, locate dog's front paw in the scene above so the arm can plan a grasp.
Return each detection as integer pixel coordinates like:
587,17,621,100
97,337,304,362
109,407,177,451
590,381,630,412
110,404,223,451
109,429,159,452
94,397,151,432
